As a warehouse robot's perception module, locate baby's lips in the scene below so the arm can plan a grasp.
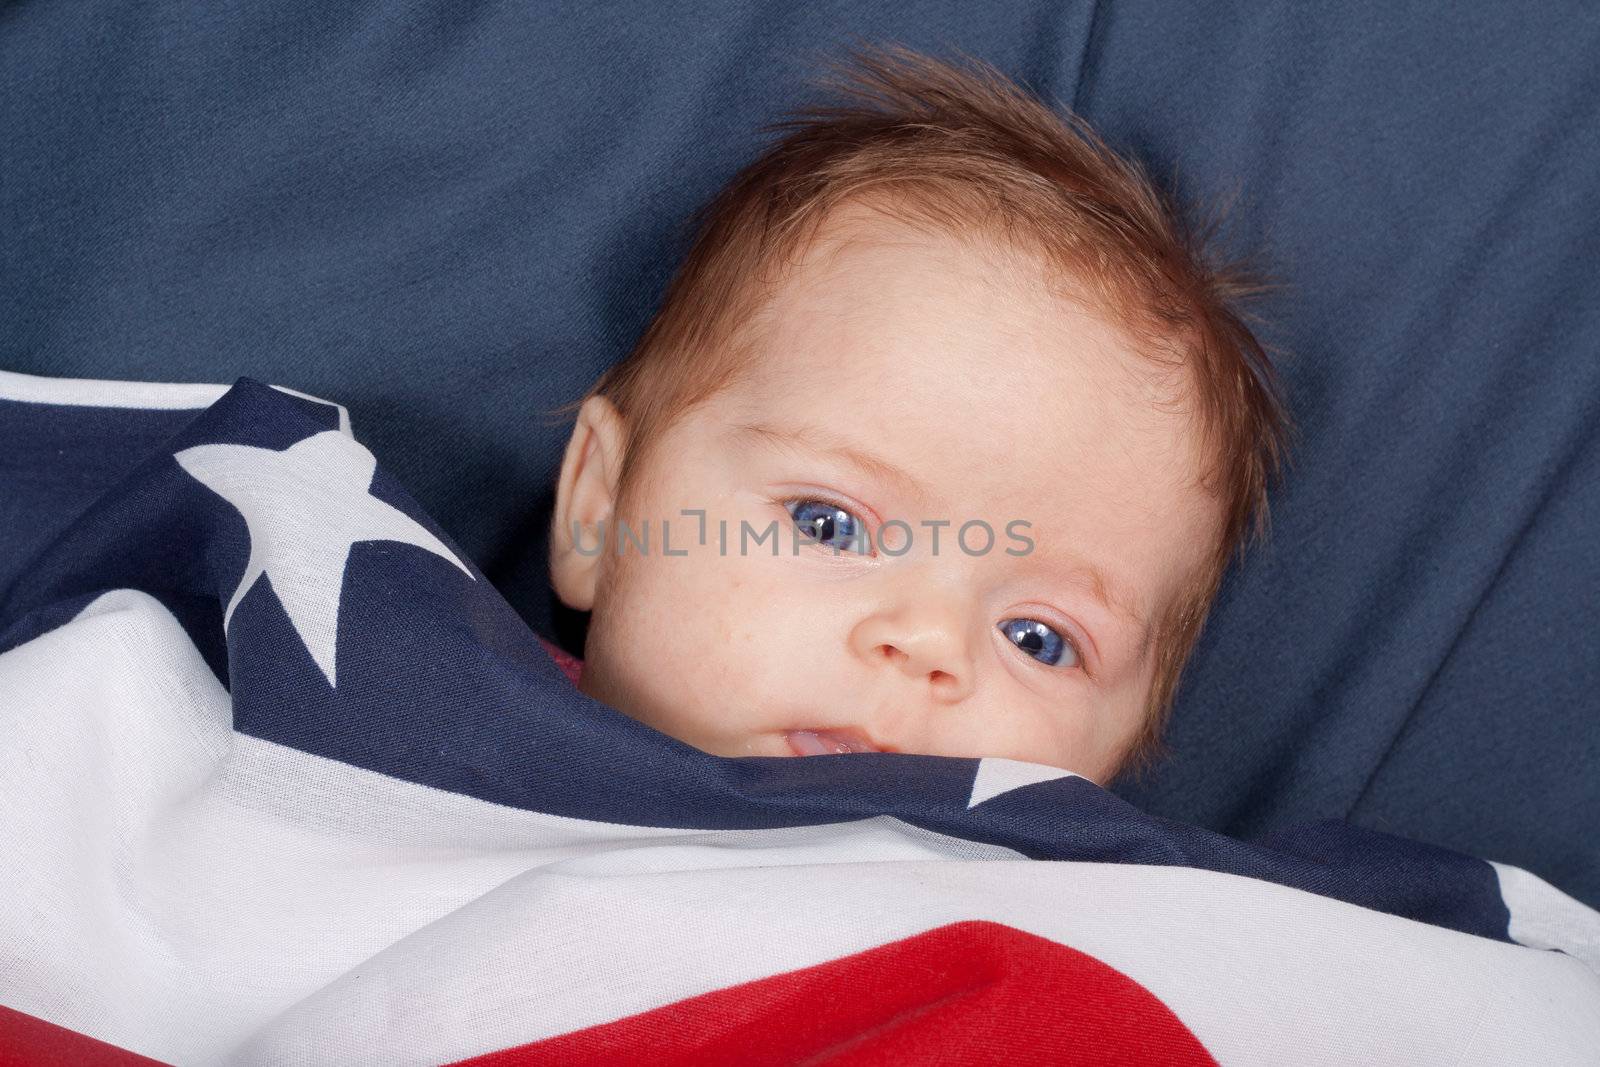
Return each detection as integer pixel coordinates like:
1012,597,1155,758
785,728,881,756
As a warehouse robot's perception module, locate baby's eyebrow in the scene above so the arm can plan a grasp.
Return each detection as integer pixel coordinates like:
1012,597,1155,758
728,421,934,506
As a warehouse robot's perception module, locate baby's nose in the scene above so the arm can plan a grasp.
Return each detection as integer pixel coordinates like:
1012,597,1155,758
849,608,975,704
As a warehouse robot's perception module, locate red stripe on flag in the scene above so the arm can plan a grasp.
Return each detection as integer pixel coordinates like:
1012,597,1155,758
452,920,1215,1066
0,1005,169,1067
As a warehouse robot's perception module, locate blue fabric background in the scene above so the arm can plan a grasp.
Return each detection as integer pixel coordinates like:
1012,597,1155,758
3,3,1596,905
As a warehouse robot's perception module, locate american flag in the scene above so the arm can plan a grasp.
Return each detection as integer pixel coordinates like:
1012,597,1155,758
2,370,1596,1065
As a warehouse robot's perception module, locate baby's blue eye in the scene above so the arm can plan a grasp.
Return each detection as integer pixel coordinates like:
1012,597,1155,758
998,618,1078,668
786,498,868,553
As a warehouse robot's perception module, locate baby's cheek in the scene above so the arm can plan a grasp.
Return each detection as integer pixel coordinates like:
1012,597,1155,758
709,576,742,644
701,575,780,688
632,557,752,689
699,569,808,702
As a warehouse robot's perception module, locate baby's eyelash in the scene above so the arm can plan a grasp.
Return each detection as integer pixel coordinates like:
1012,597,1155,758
773,487,878,527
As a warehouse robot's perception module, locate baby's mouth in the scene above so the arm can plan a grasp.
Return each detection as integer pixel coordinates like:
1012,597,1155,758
785,728,884,756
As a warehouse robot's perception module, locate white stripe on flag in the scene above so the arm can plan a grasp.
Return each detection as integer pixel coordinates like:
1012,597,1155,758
0,370,352,434
1495,860,1600,974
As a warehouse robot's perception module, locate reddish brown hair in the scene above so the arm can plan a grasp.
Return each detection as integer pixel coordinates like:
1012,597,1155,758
567,44,1290,776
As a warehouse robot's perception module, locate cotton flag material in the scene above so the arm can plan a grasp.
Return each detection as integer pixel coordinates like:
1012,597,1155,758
1,370,1597,1066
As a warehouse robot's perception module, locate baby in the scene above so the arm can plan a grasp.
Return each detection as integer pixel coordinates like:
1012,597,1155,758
546,46,1288,785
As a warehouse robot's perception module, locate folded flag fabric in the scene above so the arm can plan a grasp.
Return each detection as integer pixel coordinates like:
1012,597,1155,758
1,370,1597,1066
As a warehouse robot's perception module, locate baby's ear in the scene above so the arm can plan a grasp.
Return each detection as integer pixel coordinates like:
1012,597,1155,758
549,394,629,611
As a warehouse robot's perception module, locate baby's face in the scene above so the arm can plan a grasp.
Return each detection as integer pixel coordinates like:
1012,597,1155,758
559,210,1219,783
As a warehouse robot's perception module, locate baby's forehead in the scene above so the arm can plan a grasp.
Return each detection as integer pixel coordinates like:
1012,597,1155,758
725,314,1211,517
786,198,1065,298
720,196,1217,496
753,220,1197,426
778,205,1188,389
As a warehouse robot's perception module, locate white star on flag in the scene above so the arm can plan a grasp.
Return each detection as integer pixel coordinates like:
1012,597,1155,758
174,430,474,687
